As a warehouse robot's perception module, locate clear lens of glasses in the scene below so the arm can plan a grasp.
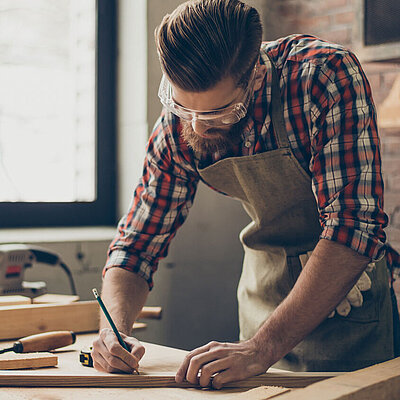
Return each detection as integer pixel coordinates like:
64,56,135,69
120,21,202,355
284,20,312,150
158,71,255,127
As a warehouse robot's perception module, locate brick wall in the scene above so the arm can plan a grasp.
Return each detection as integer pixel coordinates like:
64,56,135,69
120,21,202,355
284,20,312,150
267,0,400,256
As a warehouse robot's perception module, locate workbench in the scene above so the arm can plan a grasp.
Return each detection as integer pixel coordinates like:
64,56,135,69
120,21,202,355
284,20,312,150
0,333,399,399
0,333,252,399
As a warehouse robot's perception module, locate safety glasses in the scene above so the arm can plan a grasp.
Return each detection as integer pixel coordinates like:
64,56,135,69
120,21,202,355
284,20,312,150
158,67,257,127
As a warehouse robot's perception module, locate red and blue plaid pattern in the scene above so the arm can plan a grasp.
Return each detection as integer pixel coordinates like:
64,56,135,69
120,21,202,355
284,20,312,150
104,34,398,288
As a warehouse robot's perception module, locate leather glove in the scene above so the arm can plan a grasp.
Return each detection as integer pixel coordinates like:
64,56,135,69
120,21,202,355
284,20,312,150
298,251,374,318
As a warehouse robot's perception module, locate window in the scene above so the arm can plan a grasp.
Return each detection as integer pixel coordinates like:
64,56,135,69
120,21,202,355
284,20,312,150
364,0,400,46
0,0,116,227
353,0,400,62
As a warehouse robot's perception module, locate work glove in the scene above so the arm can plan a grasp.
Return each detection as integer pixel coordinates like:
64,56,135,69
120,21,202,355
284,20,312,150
298,251,374,317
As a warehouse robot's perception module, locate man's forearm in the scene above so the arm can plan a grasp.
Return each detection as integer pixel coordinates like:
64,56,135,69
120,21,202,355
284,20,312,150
250,239,370,365
100,267,150,335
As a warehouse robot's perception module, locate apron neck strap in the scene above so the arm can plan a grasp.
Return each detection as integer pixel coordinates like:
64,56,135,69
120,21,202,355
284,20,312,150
265,54,290,149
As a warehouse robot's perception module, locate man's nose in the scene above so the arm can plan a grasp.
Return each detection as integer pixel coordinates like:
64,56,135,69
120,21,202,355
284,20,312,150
191,119,209,136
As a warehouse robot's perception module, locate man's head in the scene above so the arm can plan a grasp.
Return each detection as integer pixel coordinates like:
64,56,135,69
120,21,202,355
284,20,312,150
156,0,262,91
155,0,265,153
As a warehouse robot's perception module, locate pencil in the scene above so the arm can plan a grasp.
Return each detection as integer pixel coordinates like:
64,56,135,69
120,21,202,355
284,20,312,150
92,288,139,374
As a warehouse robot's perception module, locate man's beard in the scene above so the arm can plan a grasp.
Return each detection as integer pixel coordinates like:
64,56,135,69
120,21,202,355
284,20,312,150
180,114,250,155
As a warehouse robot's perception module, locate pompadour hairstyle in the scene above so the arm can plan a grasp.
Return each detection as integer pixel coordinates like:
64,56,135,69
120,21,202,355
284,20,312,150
155,0,262,91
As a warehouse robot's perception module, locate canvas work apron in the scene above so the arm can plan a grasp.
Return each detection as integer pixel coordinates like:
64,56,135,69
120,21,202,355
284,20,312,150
197,56,395,371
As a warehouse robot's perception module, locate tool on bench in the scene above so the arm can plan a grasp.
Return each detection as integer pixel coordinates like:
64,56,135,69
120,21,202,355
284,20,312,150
80,346,94,367
0,244,77,298
0,331,76,354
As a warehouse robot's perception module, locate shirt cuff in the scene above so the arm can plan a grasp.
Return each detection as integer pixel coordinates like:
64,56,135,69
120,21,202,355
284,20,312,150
103,250,156,290
320,225,386,262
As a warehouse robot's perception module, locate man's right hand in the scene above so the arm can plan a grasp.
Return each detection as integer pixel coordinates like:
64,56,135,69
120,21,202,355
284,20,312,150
92,328,146,373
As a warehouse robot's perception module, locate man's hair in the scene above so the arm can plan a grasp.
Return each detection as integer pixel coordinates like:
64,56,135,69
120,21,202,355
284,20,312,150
155,0,262,91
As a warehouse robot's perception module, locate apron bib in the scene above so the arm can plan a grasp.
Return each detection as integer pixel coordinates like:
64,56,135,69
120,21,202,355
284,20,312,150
197,55,395,371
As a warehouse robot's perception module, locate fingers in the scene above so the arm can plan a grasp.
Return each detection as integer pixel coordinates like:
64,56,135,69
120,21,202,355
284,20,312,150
176,340,267,390
346,286,363,307
176,341,217,383
176,341,234,388
92,328,144,374
186,347,227,384
198,358,232,387
336,298,351,316
120,332,146,361
92,336,133,373
211,366,249,390
332,270,372,318
92,349,109,372
102,329,141,371
366,261,375,272
356,271,371,291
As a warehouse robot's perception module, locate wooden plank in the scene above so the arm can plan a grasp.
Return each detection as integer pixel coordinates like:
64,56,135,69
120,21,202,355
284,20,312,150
273,357,400,400
0,386,249,399
0,334,337,389
0,296,31,307
0,302,161,340
0,371,336,389
0,353,57,370
0,301,99,339
32,294,80,304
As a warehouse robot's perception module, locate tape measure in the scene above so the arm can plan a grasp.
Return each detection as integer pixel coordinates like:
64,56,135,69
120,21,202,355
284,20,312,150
79,346,93,367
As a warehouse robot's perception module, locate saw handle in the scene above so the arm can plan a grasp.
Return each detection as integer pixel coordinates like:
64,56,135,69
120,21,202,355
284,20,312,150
13,331,76,353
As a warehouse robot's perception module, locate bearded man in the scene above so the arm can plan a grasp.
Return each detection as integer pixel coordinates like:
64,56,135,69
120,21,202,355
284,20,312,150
92,0,400,389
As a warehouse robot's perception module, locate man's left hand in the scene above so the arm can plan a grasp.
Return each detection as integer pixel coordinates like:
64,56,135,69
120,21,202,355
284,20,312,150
175,340,268,389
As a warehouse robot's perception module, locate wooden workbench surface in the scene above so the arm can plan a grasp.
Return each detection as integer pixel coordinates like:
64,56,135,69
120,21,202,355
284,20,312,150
0,333,286,399
1,333,399,399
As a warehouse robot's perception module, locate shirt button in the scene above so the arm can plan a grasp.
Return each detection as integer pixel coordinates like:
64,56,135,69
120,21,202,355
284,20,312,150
244,141,252,148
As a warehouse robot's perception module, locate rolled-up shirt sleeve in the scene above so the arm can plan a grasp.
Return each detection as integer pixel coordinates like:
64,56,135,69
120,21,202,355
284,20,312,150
309,51,388,261
103,113,199,289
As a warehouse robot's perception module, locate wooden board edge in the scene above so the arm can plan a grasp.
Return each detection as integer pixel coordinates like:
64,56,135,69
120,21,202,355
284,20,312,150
0,372,337,389
271,357,400,400
0,300,97,312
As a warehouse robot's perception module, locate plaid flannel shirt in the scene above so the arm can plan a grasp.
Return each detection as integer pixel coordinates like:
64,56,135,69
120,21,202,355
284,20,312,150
104,34,399,289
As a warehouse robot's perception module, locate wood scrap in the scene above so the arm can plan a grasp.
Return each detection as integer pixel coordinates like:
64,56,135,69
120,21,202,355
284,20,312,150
32,294,80,304
0,353,57,370
132,322,147,331
235,386,291,399
137,306,162,319
0,296,31,307
0,301,162,340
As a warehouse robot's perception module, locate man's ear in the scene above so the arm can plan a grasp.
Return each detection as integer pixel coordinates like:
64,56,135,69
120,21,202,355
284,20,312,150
254,64,267,91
